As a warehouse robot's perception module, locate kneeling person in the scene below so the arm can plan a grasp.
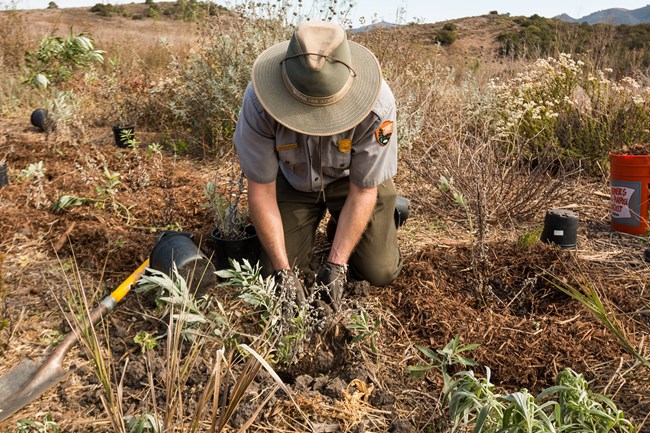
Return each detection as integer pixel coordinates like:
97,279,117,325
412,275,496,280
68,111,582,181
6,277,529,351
234,20,402,309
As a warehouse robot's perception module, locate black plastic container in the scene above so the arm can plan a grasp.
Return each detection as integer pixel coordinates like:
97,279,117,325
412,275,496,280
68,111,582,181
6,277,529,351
30,108,48,131
394,196,410,228
0,165,7,188
540,209,579,249
112,125,135,148
210,225,260,270
149,231,216,295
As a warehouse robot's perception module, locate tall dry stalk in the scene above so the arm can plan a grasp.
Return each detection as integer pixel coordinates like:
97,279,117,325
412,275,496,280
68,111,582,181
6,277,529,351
59,256,128,433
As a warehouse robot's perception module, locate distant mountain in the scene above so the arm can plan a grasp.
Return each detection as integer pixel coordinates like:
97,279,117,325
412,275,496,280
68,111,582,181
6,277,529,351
349,21,397,34
555,5,650,25
555,13,577,23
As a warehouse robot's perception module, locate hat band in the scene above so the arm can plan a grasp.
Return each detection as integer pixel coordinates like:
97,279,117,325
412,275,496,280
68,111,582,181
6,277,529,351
280,55,355,107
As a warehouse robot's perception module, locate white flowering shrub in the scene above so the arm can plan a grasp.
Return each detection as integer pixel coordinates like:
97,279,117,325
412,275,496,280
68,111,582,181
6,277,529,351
489,53,650,172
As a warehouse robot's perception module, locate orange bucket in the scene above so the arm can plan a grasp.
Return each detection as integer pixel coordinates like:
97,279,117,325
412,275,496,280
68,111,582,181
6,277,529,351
610,153,650,234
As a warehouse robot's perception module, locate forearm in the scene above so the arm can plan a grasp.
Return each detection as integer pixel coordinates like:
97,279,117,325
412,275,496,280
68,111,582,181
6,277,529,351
248,180,290,270
328,183,377,265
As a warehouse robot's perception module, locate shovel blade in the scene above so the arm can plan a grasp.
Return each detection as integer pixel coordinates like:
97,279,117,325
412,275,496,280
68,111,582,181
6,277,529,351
0,357,73,423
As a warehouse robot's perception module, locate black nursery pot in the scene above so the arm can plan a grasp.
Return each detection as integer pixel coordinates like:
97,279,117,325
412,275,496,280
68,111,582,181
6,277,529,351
210,225,260,270
540,209,579,249
112,125,135,148
30,108,48,131
0,165,8,188
149,231,217,295
394,196,410,228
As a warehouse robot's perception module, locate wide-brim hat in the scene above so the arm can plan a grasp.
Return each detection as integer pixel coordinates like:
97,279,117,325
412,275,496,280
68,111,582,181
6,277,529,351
252,21,382,136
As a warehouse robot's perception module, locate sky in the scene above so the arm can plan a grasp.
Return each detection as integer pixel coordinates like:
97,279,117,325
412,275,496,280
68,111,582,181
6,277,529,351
7,0,650,24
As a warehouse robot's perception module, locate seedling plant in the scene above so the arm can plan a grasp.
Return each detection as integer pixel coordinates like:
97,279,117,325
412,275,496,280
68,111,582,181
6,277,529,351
346,308,381,354
408,335,479,393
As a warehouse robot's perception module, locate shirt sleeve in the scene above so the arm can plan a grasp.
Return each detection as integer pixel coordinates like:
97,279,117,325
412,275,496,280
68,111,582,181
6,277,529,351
349,80,398,188
233,83,279,184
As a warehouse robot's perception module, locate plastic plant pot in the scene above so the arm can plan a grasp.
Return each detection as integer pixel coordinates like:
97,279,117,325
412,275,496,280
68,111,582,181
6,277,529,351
30,108,48,131
0,165,8,188
540,209,579,249
210,225,260,271
149,231,217,296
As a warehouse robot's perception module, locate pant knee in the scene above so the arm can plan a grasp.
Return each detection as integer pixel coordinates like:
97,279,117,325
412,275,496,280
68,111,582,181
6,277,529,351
351,252,403,287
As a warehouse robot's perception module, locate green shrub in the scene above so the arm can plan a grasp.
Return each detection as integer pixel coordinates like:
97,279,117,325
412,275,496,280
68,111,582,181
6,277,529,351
90,3,114,16
435,28,457,45
23,30,105,90
162,0,217,21
143,4,159,18
497,15,557,58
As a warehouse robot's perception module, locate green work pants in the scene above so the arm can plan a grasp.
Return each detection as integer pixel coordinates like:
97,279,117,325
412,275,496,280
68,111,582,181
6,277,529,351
260,173,402,286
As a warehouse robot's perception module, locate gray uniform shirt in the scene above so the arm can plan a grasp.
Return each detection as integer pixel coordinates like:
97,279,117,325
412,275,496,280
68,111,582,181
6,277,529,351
234,80,398,193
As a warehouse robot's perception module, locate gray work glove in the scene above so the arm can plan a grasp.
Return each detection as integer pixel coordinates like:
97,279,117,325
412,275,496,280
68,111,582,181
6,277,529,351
315,262,348,311
273,269,307,307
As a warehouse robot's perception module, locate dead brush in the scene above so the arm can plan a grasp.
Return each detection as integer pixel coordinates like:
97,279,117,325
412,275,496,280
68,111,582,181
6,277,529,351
404,108,569,301
405,113,569,243
407,115,569,228
0,9,31,72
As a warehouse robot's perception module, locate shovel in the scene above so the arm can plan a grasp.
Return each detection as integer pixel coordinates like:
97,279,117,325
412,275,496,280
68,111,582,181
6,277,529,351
0,259,150,423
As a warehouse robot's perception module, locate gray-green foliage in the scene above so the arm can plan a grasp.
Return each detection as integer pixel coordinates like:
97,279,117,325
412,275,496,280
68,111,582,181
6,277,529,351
52,167,133,221
204,173,250,240
446,367,635,433
124,413,160,433
217,259,313,365
555,369,634,432
136,266,231,341
164,11,290,150
407,335,479,393
217,259,275,312
21,30,98,142
346,308,381,353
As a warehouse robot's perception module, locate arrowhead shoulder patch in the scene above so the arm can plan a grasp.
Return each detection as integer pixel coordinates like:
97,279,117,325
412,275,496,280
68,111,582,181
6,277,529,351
374,120,394,146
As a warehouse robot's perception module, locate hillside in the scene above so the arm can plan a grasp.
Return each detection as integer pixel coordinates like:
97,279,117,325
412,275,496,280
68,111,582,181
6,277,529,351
9,3,205,49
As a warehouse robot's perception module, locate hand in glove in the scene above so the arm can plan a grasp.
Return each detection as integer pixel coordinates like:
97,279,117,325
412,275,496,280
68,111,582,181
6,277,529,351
273,268,307,307
315,262,348,311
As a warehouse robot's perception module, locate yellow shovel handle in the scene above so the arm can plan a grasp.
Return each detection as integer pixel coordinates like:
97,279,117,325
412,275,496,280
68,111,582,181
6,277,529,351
109,258,150,303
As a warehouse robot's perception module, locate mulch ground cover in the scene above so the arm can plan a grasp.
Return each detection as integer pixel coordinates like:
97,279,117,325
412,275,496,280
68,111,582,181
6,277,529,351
1,118,649,432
